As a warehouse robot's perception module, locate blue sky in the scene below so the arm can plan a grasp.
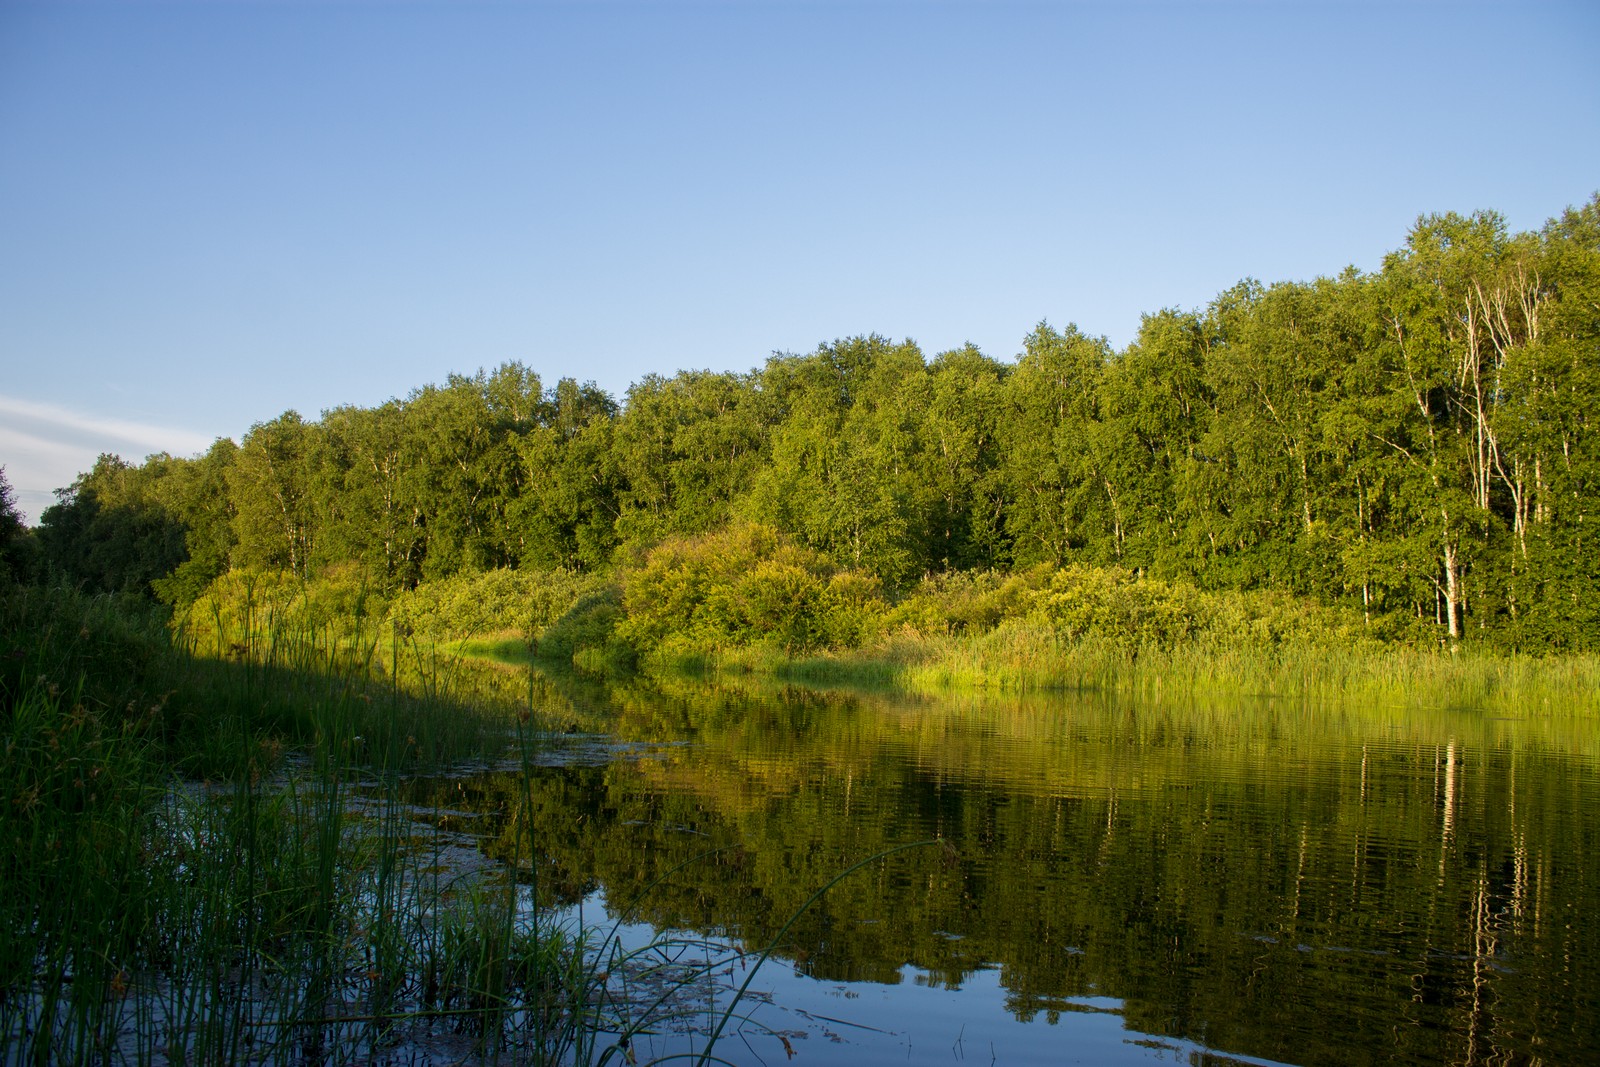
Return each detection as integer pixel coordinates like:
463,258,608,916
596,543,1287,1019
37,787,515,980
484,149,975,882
1,0,1597,522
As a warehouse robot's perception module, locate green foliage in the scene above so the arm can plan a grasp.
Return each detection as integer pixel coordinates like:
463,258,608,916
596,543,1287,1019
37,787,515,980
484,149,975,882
28,199,1600,652
150,438,238,609
0,467,37,584
511,391,621,572
996,323,1114,566
535,582,631,673
0,582,178,722
744,336,940,588
176,563,615,682
615,524,887,660
35,453,192,597
389,566,600,641
175,568,314,655
611,369,770,546
1031,565,1205,647
886,567,1048,636
23,444,233,608
228,412,318,576
880,564,1377,656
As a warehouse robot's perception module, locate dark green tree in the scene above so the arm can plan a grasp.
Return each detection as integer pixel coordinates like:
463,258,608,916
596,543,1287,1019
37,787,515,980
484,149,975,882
746,337,934,587
1096,309,1212,574
36,454,190,596
0,467,37,584
919,344,1010,571
148,438,238,609
609,369,769,547
511,378,622,570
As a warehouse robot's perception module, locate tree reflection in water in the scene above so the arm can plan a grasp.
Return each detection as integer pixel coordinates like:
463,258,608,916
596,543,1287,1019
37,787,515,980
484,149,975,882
400,674,1597,1066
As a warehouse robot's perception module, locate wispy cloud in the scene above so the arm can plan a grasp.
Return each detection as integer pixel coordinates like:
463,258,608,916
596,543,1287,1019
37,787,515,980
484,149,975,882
0,395,215,457
0,394,222,525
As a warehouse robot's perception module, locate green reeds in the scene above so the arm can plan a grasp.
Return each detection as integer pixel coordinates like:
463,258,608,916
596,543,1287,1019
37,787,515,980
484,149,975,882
745,620,1600,717
0,695,587,1061
8,582,919,1065
1,584,564,1062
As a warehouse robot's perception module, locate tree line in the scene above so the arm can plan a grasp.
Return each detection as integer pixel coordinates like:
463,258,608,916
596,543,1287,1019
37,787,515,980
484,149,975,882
18,201,1600,650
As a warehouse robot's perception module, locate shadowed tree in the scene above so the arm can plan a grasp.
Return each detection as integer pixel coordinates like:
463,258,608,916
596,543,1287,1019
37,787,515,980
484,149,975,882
36,454,191,596
0,467,38,584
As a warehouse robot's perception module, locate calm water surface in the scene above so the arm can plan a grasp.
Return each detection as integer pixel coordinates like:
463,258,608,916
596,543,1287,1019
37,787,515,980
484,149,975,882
411,675,1598,1066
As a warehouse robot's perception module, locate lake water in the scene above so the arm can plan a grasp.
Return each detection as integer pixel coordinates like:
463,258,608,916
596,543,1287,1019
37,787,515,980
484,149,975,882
404,673,1598,1066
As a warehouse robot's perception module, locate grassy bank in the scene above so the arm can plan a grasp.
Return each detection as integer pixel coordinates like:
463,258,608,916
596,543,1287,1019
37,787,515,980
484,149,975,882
0,583,740,1064
528,529,1595,715
255,525,1596,716
764,624,1600,716
470,609,1600,719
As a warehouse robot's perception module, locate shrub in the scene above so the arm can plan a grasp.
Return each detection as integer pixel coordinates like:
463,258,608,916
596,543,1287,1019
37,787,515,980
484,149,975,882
616,524,888,657
537,583,631,673
390,567,598,640
886,567,1049,636
1030,565,1207,648
176,569,309,656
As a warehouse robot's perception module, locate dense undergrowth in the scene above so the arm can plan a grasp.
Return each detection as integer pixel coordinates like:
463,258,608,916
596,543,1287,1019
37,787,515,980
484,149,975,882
173,523,1598,715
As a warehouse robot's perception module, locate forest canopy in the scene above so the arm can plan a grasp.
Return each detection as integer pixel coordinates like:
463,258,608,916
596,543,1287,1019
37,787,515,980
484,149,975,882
25,200,1600,652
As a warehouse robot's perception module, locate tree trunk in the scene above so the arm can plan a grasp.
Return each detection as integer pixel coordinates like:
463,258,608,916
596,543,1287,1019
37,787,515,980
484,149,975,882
1443,541,1463,642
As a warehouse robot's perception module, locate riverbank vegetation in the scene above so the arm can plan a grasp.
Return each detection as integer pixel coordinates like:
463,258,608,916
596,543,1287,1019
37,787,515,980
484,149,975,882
0,580,769,1063
123,522,1589,714
1,579,949,1063
14,199,1599,664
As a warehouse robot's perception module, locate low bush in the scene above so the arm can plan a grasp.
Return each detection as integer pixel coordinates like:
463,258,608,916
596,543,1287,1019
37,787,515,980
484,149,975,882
1031,566,1210,648
615,524,888,659
885,567,1047,636
390,566,600,640
537,583,633,674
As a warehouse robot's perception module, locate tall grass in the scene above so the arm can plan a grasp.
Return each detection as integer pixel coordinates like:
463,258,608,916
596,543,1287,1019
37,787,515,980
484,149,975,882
446,539,1592,716
0,583,586,1062
3,582,914,1064
767,620,1600,716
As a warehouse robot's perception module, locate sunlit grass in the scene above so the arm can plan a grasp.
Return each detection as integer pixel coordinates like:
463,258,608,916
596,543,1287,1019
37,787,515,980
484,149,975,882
748,621,1600,717
451,631,538,668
